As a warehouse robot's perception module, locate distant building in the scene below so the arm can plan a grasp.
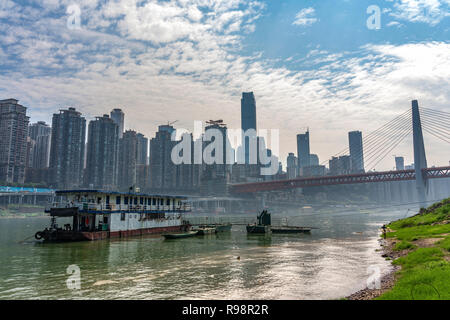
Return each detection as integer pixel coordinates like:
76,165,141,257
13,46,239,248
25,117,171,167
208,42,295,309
0,99,29,184
301,165,326,177
241,92,257,165
85,115,119,189
297,130,310,174
348,131,364,173
201,123,234,194
405,163,414,170
28,121,51,169
149,125,177,191
329,155,352,176
118,130,138,191
49,107,86,189
286,153,298,179
136,133,148,165
110,108,125,139
310,154,319,166
395,156,405,171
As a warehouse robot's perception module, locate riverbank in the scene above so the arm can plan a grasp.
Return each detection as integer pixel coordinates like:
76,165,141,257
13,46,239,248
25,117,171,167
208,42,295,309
347,198,450,300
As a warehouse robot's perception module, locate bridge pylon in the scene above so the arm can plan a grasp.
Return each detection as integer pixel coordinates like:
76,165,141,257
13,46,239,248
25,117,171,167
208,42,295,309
412,100,428,207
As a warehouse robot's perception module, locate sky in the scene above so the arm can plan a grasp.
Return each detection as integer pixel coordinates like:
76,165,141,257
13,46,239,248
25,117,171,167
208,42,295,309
0,0,449,170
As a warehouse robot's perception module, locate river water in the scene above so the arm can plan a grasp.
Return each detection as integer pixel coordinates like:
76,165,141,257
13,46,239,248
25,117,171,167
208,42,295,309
0,206,415,300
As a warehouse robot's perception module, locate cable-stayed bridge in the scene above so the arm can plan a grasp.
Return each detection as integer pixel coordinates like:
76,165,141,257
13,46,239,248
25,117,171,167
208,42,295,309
231,100,450,205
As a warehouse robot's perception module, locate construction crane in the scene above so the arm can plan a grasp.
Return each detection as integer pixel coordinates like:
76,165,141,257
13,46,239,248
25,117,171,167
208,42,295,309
167,120,178,126
206,119,226,127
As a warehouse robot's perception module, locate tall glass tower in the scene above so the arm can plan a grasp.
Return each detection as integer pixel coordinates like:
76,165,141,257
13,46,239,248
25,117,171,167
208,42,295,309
297,130,310,174
348,130,364,173
241,92,257,164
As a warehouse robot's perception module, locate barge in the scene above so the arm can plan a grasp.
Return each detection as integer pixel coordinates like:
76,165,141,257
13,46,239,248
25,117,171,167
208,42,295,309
35,190,191,242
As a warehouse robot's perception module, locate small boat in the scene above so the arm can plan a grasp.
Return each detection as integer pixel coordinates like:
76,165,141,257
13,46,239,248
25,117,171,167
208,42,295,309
195,227,216,235
163,231,198,239
214,223,232,233
271,226,311,234
246,225,271,234
247,210,272,234
198,223,232,233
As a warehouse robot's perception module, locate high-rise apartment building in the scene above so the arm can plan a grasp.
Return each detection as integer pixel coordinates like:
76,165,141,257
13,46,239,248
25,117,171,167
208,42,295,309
136,133,148,165
49,107,86,189
28,121,51,169
149,125,177,191
0,99,30,184
118,130,138,191
110,108,125,139
85,115,119,189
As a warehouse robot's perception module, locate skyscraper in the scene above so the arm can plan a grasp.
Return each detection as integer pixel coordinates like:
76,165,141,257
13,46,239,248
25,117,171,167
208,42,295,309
136,133,149,165
395,156,405,171
241,92,257,164
348,130,364,173
28,121,51,169
286,153,298,179
49,107,86,189
0,99,30,184
118,130,138,191
297,130,310,174
310,154,319,166
110,108,125,139
85,115,119,189
149,125,177,191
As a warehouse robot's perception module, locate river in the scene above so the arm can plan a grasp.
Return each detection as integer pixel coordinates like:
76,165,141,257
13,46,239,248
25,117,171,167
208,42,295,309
0,206,415,300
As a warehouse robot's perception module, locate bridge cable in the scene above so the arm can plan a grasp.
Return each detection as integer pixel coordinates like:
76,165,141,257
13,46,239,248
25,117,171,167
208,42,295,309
320,108,411,165
357,119,412,169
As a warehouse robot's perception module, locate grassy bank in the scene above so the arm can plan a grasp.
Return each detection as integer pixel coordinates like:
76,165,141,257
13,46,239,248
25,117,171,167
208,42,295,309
377,198,450,300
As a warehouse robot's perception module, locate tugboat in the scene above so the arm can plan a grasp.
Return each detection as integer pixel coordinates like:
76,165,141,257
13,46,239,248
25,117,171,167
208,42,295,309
35,189,191,242
246,210,271,234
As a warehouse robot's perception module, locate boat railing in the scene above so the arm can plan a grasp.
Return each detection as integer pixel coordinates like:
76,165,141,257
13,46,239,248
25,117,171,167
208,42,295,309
49,202,192,213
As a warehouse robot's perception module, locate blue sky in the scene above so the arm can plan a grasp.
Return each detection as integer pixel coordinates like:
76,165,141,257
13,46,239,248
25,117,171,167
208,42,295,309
0,0,449,170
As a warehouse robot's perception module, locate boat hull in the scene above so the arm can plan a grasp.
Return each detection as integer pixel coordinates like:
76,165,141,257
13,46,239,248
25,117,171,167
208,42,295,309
246,225,270,234
39,225,184,242
271,227,311,234
163,231,198,239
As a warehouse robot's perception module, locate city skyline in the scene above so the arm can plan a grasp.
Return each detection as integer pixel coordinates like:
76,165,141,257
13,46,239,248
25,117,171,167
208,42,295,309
0,1,449,170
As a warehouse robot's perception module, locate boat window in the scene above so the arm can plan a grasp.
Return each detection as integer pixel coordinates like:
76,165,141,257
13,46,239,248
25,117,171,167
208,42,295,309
103,216,108,224
166,199,170,205
116,196,121,205
124,197,128,205
134,197,138,205
140,197,144,205
121,212,125,221
152,198,156,205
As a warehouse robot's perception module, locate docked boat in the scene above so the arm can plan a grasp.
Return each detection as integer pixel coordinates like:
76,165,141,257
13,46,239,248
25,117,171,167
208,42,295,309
163,231,198,239
271,226,311,233
195,227,216,235
247,210,271,234
35,189,191,242
198,223,232,233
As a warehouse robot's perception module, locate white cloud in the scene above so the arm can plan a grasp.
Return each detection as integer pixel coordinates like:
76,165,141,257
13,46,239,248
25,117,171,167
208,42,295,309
292,7,318,26
389,0,450,26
